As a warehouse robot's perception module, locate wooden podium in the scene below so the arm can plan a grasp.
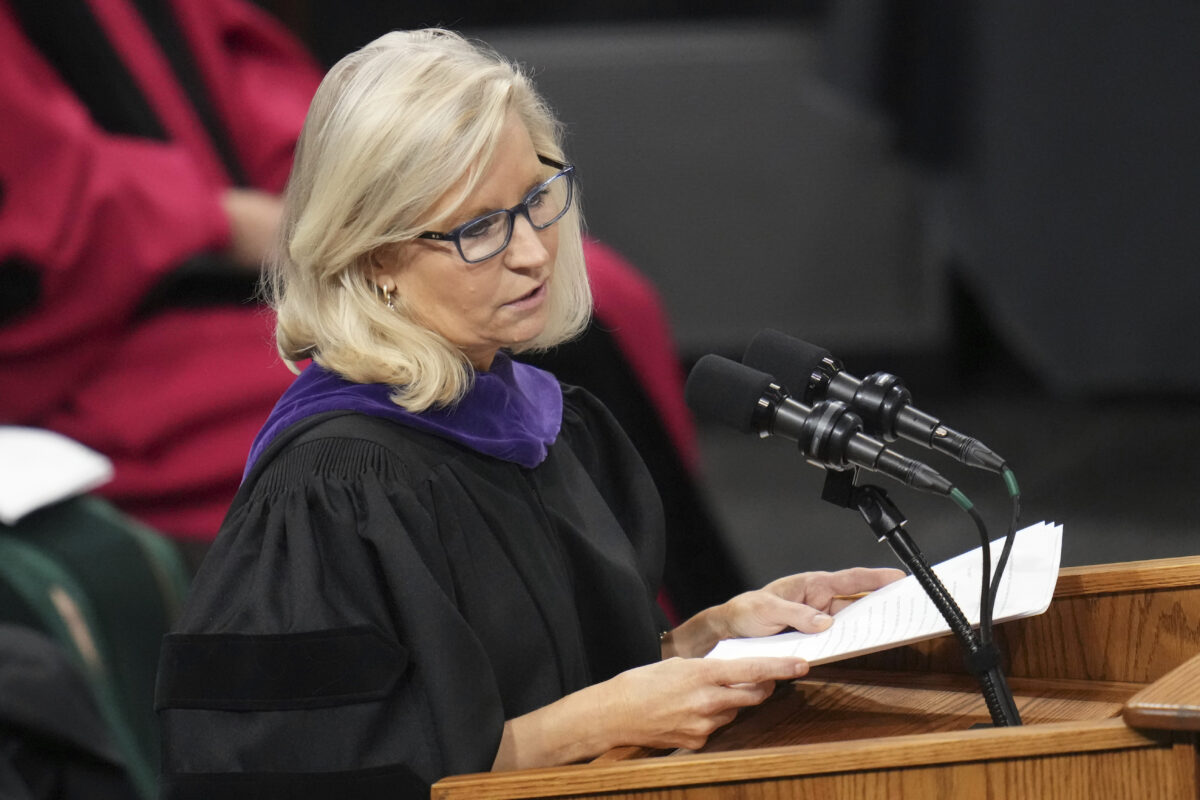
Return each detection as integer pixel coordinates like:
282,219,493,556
433,555,1200,799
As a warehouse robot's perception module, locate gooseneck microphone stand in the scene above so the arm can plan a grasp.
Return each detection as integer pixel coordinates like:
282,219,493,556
821,468,1022,727
679,353,1024,727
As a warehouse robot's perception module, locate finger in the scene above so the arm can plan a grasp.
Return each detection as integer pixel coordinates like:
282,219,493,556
718,680,777,709
724,679,780,692
757,590,842,635
761,571,828,601
744,591,838,634
770,567,906,604
707,657,808,686
797,567,907,610
827,567,906,595
707,708,739,733
787,602,836,633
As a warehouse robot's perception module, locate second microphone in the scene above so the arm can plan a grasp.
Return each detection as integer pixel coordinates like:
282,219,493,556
685,354,955,497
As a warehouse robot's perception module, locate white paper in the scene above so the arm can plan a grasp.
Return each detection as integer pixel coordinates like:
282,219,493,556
707,521,1063,665
0,426,113,525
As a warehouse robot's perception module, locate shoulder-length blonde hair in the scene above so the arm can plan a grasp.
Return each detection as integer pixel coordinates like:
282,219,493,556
268,29,591,412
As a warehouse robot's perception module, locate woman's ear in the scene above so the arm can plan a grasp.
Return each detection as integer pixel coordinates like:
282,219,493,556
368,245,401,290
366,249,399,311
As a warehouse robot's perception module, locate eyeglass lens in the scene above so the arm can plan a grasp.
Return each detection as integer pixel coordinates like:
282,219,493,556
458,170,572,262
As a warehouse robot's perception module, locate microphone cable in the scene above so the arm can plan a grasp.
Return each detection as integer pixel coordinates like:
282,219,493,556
981,468,1023,647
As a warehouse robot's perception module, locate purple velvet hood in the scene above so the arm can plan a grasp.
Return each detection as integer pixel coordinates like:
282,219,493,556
244,353,563,479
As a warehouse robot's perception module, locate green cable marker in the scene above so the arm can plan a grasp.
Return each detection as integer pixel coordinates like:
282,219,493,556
1003,467,1020,498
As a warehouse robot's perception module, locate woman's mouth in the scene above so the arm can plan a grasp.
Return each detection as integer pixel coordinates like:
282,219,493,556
504,282,547,309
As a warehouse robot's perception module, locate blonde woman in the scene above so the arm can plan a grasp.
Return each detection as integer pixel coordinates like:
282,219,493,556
156,29,899,796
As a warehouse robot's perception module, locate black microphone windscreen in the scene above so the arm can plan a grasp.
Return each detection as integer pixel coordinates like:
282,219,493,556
742,330,831,400
685,354,774,434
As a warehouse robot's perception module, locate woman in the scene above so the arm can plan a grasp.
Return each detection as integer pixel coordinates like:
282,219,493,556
155,29,900,796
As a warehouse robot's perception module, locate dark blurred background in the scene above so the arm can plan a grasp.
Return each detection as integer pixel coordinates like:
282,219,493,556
257,0,1200,585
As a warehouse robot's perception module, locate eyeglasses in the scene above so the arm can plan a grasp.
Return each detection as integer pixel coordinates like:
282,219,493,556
417,155,576,264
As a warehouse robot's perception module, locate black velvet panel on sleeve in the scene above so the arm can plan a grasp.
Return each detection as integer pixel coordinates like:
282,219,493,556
156,626,405,710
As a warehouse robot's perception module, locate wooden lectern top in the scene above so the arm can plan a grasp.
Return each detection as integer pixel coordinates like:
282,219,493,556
433,555,1200,799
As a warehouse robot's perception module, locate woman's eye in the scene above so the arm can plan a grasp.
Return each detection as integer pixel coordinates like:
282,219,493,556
526,189,549,209
461,215,502,240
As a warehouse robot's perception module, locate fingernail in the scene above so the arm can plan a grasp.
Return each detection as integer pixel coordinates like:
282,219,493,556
813,613,833,628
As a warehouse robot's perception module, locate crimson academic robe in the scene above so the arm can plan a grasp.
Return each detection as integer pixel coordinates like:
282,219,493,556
0,0,321,538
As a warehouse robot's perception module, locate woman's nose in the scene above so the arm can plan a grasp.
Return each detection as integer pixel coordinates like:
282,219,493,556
503,215,552,270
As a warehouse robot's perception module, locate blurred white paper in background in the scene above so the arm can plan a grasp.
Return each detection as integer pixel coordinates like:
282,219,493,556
0,426,113,525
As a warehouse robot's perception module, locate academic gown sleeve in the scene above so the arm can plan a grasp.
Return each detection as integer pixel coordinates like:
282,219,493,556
156,389,665,798
156,441,507,797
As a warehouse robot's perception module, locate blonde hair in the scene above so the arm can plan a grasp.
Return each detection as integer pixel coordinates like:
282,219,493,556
268,29,591,411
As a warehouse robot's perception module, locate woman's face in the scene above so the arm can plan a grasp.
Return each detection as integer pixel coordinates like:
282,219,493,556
375,114,560,370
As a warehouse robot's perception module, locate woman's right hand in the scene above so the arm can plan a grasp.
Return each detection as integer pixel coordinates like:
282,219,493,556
597,656,810,751
492,656,808,771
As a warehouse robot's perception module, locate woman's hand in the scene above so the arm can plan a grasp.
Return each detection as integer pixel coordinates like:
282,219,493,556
492,568,904,772
663,567,905,659
493,656,809,771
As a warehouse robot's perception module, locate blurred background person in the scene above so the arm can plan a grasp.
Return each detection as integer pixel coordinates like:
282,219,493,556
0,0,323,568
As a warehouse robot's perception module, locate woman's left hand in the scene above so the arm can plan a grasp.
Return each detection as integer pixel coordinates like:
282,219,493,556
663,567,905,659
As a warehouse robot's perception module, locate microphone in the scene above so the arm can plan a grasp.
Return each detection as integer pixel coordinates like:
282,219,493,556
742,330,1006,473
685,354,954,496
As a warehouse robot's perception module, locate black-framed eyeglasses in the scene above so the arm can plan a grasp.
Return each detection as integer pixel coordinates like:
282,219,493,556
417,155,576,264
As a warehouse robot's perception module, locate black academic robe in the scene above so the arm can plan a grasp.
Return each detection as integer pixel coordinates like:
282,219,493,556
155,384,666,798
